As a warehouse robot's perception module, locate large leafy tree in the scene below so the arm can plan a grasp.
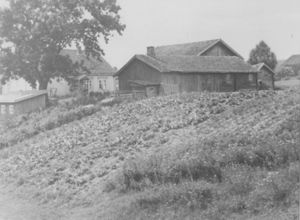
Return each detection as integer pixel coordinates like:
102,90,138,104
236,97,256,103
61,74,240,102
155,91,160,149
248,41,277,70
0,0,125,90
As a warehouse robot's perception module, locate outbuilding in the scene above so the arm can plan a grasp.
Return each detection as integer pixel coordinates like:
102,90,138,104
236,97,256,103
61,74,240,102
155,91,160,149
0,90,47,117
252,63,275,90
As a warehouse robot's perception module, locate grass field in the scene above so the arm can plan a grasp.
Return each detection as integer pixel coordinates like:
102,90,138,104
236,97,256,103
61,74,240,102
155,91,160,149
275,77,300,89
0,88,299,219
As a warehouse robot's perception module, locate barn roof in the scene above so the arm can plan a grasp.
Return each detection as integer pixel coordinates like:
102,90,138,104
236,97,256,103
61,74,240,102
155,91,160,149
134,55,169,72
160,55,256,73
61,49,116,76
117,55,257,74
153,39,243,58
117,55,256,75
252,63,275,75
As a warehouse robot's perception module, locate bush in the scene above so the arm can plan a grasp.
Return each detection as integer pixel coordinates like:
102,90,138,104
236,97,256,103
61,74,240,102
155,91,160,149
248,164,300,212
116,181,216,219
113,155,222,192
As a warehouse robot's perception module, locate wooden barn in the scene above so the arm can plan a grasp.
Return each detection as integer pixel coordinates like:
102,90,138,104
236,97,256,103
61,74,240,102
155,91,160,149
252,63,275,90
116,39,258,96
0,90,47,117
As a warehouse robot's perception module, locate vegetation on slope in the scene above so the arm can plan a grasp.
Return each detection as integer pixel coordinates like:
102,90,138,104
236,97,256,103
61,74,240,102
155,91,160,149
0,89,299,219
112,105,300,219
0,104,103,149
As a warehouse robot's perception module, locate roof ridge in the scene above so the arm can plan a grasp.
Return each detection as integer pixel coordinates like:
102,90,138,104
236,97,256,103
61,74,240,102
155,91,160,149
157,55,241,59
153,39,220,48
252,62,264,66
151,39,243,59
252,62,275,74
138,54,169,64
117,53,256,76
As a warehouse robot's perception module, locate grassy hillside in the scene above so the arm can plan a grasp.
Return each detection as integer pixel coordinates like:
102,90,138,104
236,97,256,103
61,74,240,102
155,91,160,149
0,103,105,149
0,89,299,219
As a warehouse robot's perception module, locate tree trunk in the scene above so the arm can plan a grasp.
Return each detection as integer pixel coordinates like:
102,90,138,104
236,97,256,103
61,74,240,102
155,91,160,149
38,79,49,106
38,79,48,90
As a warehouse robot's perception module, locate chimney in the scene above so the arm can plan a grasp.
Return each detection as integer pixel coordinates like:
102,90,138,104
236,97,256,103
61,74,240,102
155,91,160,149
147,46,156,57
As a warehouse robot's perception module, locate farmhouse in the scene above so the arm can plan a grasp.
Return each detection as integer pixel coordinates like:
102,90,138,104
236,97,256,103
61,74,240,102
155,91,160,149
0,49,117,97
60,49,117,95
252,63,275,90
116,39,258,96
0,90,47,116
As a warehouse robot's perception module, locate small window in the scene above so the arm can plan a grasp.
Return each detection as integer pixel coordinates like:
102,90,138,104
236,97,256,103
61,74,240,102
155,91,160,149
1,105,6,114
9,105,14,115
99,79,107,90
226,74,232,84
248,74,254,82
103,79,107,89
99,80,103,89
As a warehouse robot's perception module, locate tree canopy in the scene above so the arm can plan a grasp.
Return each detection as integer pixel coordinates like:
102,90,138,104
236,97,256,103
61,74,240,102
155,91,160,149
248,41,277,70
0,0,125,90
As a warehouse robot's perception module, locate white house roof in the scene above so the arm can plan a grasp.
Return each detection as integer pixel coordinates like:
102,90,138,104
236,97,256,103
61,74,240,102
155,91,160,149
0,90,47,103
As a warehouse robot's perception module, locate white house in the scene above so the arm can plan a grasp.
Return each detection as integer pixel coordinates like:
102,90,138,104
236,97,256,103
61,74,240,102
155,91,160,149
61,49,118,94
0,49,117,96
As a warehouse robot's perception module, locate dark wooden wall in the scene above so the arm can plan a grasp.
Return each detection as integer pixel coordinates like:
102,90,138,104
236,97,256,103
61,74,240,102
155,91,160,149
235,73,257,90
201,42,238,56
258,67,274,89
118,59,161,91
161,72,257,95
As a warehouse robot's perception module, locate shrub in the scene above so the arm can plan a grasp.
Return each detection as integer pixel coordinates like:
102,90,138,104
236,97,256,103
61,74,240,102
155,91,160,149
112,154,222,192
248,164,300,212
119,181,216,216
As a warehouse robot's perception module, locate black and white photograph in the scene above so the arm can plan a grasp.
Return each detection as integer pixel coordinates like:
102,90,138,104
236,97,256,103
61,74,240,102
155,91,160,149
0,0,299,219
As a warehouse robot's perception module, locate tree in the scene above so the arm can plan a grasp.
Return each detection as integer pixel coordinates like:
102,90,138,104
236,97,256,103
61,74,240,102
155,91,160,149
248,41,277,70
0,0,125,90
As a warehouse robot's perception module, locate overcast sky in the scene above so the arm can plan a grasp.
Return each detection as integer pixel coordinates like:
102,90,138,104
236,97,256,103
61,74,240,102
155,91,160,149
1,0,300,68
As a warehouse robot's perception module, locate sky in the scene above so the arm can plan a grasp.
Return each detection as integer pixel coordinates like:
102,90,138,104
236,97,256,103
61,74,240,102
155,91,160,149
1,0,300,68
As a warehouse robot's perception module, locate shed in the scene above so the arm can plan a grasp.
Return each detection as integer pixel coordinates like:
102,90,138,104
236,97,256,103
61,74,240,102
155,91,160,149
0,90,47,116
252,63,275,90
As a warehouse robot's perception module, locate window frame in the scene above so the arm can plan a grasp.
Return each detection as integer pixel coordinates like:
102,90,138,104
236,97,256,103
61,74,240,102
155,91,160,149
1,105,6,114
103,79,107,89
8,105,14,115
99,80,103,89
